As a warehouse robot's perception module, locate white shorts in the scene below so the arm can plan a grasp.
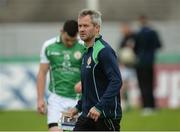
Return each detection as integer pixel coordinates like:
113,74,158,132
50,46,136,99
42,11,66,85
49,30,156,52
47,93,77,124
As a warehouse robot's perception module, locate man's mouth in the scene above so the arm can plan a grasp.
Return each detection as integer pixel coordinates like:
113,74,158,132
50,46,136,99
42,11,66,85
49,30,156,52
80,34,86,37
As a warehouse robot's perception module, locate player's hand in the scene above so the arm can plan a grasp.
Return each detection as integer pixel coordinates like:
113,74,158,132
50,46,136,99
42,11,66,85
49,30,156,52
87,106,101,122
68,107,79,118
37,98,46,115
74,81,82,93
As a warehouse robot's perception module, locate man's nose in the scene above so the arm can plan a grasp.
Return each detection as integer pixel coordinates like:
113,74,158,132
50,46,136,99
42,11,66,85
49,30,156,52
79,27,85,32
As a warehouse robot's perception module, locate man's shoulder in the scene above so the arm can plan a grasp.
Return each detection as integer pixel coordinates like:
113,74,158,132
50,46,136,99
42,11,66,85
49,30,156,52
98,40,117,61
44,37,57,45
43,37,57,49
92,39,114,63
96,39,113,52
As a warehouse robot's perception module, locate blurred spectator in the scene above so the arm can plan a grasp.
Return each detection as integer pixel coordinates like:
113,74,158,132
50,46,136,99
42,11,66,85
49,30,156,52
135,15,162,114
119,22,136,50
118,22,137,111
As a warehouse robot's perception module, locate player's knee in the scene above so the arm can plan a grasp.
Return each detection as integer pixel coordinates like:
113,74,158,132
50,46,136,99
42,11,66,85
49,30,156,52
48,123,60,132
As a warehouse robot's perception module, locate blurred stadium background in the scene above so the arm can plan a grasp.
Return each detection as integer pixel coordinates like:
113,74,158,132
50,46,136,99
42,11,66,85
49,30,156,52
0,0,180,131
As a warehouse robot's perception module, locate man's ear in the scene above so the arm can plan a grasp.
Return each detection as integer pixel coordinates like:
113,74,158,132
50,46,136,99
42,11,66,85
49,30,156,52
95,25,100,34
95,24,100,29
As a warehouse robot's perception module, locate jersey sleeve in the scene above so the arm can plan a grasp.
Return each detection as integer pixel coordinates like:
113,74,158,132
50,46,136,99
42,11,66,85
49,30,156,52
40,41,49,64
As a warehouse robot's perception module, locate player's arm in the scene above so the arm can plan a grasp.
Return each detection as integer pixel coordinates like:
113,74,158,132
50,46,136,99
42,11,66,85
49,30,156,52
37,63,49,114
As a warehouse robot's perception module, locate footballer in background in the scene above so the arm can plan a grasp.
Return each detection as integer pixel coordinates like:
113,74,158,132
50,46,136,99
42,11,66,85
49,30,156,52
37,20,84,131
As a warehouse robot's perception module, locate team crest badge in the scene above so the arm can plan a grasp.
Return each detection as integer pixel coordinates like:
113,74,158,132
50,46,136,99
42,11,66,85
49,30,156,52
74,51,82,60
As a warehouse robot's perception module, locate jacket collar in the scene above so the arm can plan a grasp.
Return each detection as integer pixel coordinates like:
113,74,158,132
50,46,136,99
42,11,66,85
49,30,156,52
95,35,102,42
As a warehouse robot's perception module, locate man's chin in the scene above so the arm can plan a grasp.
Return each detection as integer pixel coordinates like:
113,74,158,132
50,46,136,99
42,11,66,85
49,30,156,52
80,37,87,41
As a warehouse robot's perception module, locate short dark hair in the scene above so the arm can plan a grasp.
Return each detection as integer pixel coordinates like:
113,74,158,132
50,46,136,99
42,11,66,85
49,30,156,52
63,20,78,37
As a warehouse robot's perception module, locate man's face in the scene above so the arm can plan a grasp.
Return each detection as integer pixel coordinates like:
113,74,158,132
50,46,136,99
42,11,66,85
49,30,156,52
78,15,99,42
61,32,77,47
121,24,131,35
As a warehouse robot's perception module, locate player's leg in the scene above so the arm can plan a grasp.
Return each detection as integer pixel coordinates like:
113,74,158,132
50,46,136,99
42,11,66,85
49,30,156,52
48,123,60,132
119,65,129,111
47,93,79,131
47,93,64,131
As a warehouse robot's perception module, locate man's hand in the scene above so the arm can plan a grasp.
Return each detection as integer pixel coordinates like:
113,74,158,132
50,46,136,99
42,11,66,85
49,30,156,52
74,81,82,93
37,98,46,114
87,107,101,122
68,107,79,118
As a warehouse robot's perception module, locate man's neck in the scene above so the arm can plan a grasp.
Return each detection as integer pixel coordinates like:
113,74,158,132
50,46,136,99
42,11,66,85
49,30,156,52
85,37,95,48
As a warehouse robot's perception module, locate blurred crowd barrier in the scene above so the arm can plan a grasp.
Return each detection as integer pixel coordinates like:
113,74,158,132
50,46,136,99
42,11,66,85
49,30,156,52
0,61,180,110
0,62,49,110
155,64,180,108
0,62,38,110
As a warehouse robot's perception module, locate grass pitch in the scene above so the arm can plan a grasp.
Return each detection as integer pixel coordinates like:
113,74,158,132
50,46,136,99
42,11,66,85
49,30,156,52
121,108,180,131
0,109,180,131
0,110,47,131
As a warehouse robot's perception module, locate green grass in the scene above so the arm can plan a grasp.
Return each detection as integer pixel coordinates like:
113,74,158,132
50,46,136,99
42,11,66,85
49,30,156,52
0,110,47,131
121,108,180,131
0,109,180,131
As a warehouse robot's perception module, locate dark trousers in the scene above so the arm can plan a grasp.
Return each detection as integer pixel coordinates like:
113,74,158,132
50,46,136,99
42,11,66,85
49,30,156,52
73,115,120,131
136,65,155,108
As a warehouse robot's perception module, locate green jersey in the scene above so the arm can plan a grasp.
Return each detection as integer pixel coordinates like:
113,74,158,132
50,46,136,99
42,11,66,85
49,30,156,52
40,36,85,99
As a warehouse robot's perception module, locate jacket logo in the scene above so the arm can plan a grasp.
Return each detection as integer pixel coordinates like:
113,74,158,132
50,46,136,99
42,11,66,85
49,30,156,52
86,57,91,68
